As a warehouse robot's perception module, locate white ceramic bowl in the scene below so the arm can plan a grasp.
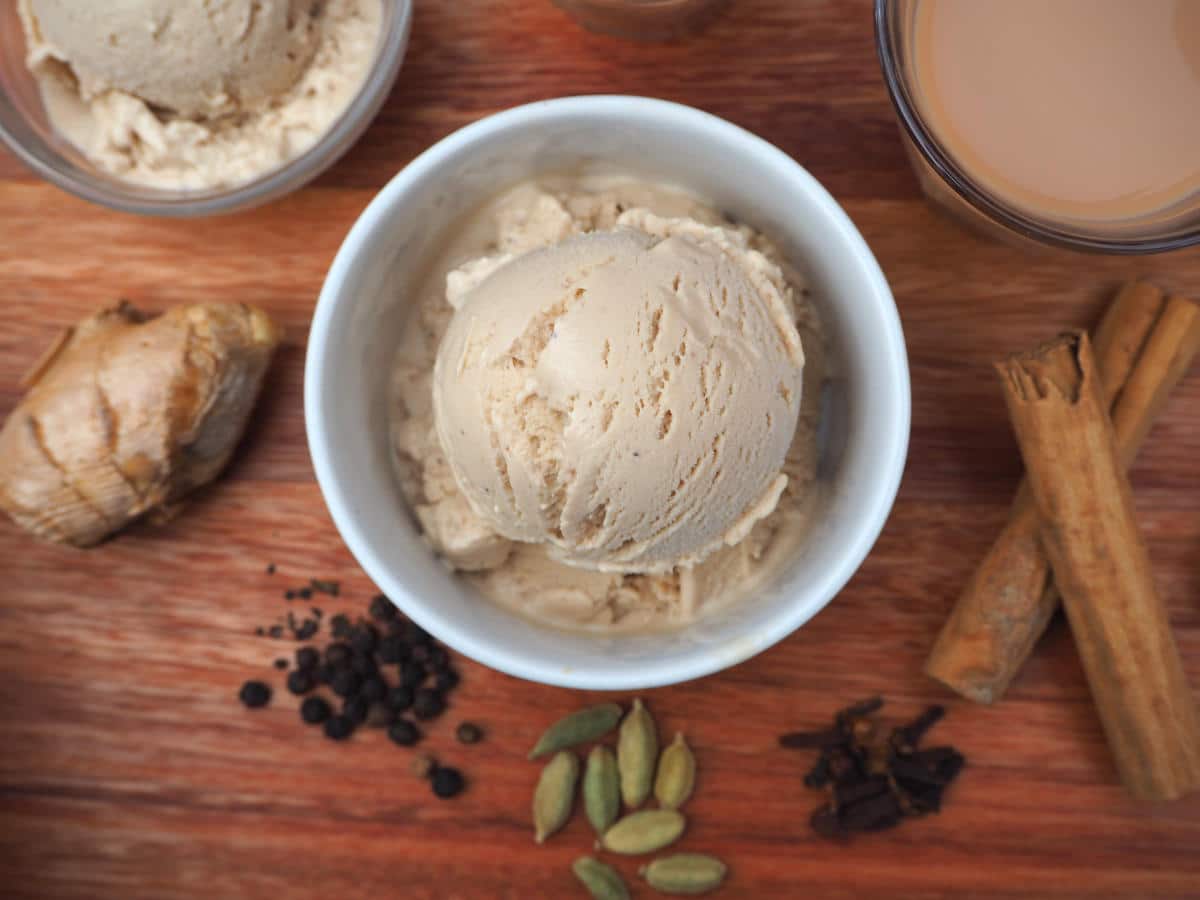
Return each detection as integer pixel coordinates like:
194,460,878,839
306,96,909,690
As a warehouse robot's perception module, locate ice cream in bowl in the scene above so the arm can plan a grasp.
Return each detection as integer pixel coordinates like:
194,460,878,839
306,97,909,689
0,0,412,215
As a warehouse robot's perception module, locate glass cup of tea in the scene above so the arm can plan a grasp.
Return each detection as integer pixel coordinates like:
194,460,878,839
875,0,1200,253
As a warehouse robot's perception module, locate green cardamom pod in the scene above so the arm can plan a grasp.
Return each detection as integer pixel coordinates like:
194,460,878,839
584,745,620,835
533,750,580,844
572,856,630,900
599,809,685,855
639,853,727,895
617,698,658,807
653,732,696,810
529,703,623,760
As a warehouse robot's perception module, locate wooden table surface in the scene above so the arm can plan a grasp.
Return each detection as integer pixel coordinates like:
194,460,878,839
2,2,1199,897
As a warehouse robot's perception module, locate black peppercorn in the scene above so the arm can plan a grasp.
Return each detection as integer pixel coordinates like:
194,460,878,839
324,642,351,667
387,686,414,712
413,688,445,721
344,695,370,724
238,681,271,708
410,644,431,664
377,634,408,664
330,668,361,698
403,621,430,645
431,766,465,799
300,696,332,725
330,614,352,639
315,663,337,686
350,652,378,677
295,646,320,671
455,722,483,745
361,676,387,703
388,719,421,747
435,669,460,692
369,594,398,622
428,646,449,669
324,714,355,741
350,624,379,656
286,669,315,696
400,662,425,687
273,658,289,670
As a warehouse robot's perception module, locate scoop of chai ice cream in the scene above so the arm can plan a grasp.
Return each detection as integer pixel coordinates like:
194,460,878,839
20,0,319,119
432,212,805,575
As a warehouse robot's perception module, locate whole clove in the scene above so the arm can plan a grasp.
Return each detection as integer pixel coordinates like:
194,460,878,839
781,698,965,840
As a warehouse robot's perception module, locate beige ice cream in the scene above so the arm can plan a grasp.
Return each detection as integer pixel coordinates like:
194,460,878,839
433,220,804,574
392,177,827,631
18,0,381,190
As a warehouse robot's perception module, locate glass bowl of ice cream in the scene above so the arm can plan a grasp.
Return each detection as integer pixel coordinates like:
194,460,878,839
0,0,411,216
306,96,910,689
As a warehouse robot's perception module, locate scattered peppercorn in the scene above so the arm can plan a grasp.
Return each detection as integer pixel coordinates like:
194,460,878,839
266,563,276,575
324,715,355,741
325,642,351,666
387,686,414,712
245,581,472,779
413,688,445,721
295,647,320,671
310,579,341,597
350,624,379,656
369,594,397,622
400,662,425,688
378,634,407,663
330,614,352,638
239,681,272,708
388,719,421,747
403,622,430,645
361,676,387,703
344,695,370,725
456,722,483,745
286,670,315,696
431,766,465,799
331,669,361,698
300,696,332,725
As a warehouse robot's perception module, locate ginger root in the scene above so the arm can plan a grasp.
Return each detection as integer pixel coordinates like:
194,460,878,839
0,301,280,546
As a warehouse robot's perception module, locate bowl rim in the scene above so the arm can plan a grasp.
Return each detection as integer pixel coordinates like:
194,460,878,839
0,0,413,218
305,94,911,689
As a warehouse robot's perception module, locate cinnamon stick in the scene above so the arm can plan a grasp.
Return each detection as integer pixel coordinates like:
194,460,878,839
925,283,1200,703
997,332,1200,801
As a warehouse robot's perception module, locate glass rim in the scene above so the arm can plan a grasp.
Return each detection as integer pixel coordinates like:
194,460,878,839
873,0,1200,255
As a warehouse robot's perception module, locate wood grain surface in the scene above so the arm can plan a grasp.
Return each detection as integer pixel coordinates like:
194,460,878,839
2,2,1199,898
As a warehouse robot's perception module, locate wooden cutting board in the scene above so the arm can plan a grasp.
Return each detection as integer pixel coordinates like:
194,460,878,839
1,2,1198,897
